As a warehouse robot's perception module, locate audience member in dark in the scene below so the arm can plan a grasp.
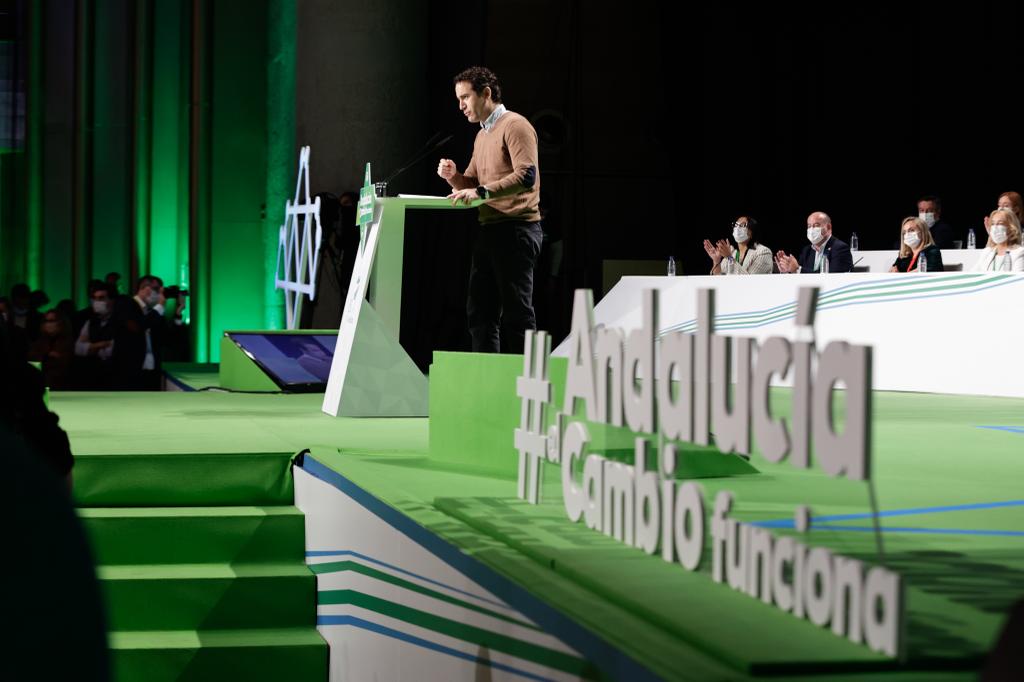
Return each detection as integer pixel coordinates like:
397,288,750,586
890,216,943,272
2,418,110,681
9,282,41,340
105,271,123,295
161,285,191,362
111,275,174,390
56,297,78,329
74,284,117,389
302,190,360,329
29,288,50,313
0,310,75,487
916,195,954,249
1,296,29,359
28,309,76,390
0,319,109,681
74,279,107,336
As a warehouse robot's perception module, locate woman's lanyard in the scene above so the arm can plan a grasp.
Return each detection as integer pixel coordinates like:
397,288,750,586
907,252,920,272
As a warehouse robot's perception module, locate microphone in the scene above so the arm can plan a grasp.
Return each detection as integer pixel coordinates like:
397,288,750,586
383,132,454,186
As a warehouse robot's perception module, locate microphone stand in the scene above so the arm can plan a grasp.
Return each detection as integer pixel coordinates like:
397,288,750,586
381,132,455,190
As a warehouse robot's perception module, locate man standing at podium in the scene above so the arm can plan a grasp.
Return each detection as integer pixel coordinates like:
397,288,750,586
438,66,542,355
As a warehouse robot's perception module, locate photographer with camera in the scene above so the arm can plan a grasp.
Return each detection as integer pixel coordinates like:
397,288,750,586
161,284,190,362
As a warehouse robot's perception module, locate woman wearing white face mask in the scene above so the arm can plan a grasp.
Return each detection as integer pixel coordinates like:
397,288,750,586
890,217,943,273
971,209,1024,272
703,216,773,275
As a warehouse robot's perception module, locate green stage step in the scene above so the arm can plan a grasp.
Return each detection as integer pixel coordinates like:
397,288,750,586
81,506,305,565
73,451,295,506
99,562,316,631
55,391,328,681
109,627,327,682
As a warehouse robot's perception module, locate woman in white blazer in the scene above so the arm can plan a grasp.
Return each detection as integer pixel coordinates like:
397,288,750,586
971,209,1024,272
703,216,774,275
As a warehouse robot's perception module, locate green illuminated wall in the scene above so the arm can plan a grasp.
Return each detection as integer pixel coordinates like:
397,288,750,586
207,1,270,359
148,0,189,299
90,0,132,292
13,0,294,362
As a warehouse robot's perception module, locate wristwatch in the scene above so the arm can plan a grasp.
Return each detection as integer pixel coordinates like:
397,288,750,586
476,186,490,200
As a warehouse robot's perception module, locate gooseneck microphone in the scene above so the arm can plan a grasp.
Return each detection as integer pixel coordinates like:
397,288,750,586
382,132,455,186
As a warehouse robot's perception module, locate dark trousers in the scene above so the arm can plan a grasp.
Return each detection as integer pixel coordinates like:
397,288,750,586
467,220,543,354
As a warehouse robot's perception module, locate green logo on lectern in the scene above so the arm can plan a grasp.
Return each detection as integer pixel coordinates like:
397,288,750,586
357,162,375,252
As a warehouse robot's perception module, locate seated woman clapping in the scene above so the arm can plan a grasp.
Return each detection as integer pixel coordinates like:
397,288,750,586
703,216,773,275
890,216,943,272
971,209,1024,272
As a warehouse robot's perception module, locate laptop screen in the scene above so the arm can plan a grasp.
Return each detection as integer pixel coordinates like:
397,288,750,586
227,332,337,392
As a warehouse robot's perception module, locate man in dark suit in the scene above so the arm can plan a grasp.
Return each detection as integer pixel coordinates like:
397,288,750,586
111,275,169,391
774,211,853,274
917,195,955,249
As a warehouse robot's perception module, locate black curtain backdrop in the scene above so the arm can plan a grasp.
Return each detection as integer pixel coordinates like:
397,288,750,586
339,0,1024,365
685,2,1023,264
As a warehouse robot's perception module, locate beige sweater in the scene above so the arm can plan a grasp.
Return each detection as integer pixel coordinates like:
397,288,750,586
450,111,541,225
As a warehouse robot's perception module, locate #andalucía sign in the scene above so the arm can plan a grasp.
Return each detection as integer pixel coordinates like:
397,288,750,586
514,286,903,658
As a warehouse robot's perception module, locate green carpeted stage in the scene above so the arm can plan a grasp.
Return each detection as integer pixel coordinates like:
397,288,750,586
53,358,1024,681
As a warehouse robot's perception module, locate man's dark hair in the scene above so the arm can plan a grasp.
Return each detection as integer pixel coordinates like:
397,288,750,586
918,195,942,211
11,283,30,300
29,290,49,310
453,66,502,103
135,275,162,293
89,284,114,299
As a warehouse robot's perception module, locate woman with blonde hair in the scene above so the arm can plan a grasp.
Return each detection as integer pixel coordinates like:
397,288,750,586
890,216,943,272
971,209,1024,271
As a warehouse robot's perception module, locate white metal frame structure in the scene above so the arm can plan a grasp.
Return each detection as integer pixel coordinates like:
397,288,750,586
274,146,323,329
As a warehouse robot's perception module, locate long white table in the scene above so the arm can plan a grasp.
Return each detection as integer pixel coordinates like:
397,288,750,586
553,272,1024,398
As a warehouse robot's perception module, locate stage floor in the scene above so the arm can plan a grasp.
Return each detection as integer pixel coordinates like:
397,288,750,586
52,386,1024,680
54,390,427,459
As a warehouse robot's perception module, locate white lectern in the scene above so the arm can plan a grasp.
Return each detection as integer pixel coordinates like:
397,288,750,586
322,196,479,417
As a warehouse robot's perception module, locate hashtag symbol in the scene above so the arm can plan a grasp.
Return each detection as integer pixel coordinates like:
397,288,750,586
514,330,551,504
